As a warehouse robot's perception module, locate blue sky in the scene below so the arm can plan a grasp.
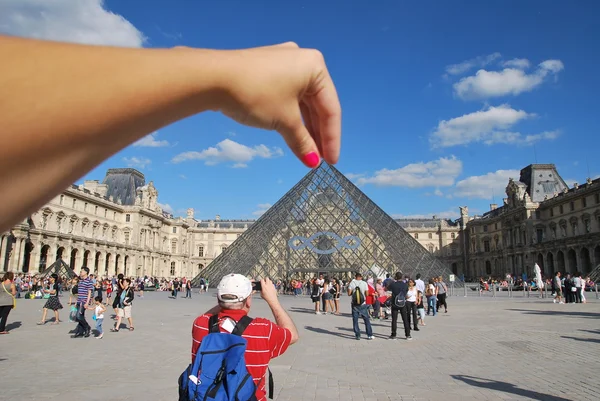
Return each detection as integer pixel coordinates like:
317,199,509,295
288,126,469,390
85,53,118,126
2,0,599,220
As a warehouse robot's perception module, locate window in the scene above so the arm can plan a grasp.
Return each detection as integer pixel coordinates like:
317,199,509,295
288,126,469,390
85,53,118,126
596,193,600,204
104,208,107,217
170,262,176,276
582,197,587,208
113,211,116,219
570,201,575,211
428,233,433,239
124,231,130,245
72,199,77,208
95,206,98,215
60,195,64,205
559,205,563,214
428,244,434,253
125,214,130,222
414,233,419,239
550,208,554,217
173,227,177,234
198,246,204,257
451,247,457,256
483,225,488,232
535,211,540,219
84,202,88,212
495,223,498,230
171,240,177,254
536,229,543,243
483,240,490,252
451,232,455,239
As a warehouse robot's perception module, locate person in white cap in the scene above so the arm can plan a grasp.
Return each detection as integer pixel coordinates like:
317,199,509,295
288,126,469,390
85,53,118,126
191,275,298,401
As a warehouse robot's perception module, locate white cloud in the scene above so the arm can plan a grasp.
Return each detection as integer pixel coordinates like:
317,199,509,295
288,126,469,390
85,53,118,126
0,0,145,47
171,139,284,166
454,169,520,199
433,189,444,197
444,53,501,76
252,203,272,217
356,156,462,188
133,132,170,148
392,209,460,220
453,59,564,100
179,174,187,180
157,203,174,214
430,105,558,147
122,156,151,169
345,173,365,180
503,58,531,69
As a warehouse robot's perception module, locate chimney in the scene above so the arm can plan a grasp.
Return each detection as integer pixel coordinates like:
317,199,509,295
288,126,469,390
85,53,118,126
490,204,497,211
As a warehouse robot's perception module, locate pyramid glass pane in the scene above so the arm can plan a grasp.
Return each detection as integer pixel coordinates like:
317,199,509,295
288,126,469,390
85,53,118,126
192,163,460,286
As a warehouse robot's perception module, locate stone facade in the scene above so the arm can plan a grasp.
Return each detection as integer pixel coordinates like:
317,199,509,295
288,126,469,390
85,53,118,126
0,169,253,278
462,164,600,279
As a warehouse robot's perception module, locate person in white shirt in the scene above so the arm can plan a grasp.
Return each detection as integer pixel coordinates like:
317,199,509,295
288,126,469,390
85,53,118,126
347,273,373,340
406,280,419,332
415,274,425,294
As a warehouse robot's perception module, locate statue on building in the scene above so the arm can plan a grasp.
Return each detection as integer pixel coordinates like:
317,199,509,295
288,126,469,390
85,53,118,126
187,208,194,219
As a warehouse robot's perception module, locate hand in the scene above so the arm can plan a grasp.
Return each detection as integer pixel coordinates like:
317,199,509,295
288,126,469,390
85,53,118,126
215,42,341,167
260,278,278,304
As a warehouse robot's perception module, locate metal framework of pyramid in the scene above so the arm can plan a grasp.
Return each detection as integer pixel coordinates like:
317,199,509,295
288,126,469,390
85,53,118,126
192,163,459,286
38,259,77,280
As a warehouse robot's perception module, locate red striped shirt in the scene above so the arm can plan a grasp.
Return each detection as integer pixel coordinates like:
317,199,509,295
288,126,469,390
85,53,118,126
191,310,291,401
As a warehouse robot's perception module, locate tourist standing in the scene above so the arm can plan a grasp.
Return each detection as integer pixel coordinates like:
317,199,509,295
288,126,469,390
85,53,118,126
347,272,373,340
553,272,563,304
72,267,93,338
112,278,134,332
88,296,106,339
37,273,62,325
406,279,419,332
0,272,17,334
387,272,411,340
415,274,425,294
436,276,448,313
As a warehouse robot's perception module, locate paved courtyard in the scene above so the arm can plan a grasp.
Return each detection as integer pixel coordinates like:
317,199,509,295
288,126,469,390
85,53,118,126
1,289,599,401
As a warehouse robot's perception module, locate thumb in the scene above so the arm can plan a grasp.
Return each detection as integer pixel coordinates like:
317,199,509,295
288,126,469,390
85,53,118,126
278,113,321,169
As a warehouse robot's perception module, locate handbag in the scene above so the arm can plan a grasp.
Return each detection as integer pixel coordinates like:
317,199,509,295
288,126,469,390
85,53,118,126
2,283,16,309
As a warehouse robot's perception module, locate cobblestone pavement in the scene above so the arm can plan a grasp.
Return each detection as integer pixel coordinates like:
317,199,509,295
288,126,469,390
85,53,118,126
1,290,599,401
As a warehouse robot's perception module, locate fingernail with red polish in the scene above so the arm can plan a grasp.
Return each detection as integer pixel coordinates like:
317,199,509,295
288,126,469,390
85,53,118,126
303,152,320,168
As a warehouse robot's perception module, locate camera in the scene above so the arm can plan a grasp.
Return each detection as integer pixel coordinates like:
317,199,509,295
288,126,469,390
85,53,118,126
252,281,262,292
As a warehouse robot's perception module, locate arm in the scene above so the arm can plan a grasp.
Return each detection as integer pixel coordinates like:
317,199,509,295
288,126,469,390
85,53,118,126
10,284,17,296
0,36,340,232
261,278,298,344
86,288,92,305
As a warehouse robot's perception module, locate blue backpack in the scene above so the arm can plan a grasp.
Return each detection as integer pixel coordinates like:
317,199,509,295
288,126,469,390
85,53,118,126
178,315,257,401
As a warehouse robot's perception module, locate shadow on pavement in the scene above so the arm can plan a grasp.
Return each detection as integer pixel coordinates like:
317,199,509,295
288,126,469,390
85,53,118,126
304,325,355,339
336,326,390,339
451,375,571,401
289,307,351,318
578,329,600,335
5,321,22,331
506,309,600,318
561,335,600,344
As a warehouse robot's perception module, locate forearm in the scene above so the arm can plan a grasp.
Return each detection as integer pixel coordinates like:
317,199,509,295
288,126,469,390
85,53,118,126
267,300,299,344
0,36,225,230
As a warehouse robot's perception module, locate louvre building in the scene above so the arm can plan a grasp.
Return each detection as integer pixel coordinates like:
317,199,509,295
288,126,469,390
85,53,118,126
1,164,599,281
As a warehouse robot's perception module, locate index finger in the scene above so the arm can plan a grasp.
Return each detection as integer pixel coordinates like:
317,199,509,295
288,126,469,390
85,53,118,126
309,67,341,164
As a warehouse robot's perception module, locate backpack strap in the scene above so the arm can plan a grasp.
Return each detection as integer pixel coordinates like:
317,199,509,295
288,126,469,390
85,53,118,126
231,315,253,336
208,314,220,333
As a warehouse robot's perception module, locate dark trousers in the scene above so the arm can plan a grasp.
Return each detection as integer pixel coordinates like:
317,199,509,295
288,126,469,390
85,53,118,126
565,288,573,303
406,301,418,330
351,304,373,338
75,302,91,335
0,305,12,332
391,306,410,338
437,293,447,311
185,288,192,298
574,288,582,303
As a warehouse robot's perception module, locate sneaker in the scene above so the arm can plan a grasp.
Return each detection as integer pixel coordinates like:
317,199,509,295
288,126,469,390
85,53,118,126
96,334,103,339
315,311,322,315
388,335,397,340
406,336,413,341
413,328,420,331
355,336,361,340
367,336,374,340
559,302,564,304
553,299,556,304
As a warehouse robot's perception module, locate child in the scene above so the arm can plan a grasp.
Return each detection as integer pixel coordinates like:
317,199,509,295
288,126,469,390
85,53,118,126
105,279,113,306
88,296,106,339
416,290,426,326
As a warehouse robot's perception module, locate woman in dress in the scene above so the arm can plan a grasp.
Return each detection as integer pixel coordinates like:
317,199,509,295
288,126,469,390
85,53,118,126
37,273,63,325
0,272,17,334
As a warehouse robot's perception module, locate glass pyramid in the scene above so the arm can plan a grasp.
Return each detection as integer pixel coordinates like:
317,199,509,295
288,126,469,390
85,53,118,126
192,162,458,286
39,259,77,280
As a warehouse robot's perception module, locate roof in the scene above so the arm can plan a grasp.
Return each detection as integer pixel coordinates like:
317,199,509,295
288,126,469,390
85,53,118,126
101,168,145,205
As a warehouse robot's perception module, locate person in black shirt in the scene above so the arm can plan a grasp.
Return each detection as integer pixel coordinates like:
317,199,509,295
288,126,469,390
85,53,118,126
386,272,411,340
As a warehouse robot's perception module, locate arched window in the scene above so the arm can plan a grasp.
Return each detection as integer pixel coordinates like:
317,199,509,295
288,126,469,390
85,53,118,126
428,233,433,239
414,233,419,239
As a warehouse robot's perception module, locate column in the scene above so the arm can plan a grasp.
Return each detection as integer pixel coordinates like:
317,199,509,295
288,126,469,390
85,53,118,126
29,242,41,274
0,235,7,271
9,238,23,271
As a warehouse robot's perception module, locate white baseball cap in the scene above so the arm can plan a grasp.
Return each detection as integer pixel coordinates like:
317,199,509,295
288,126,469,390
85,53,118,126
217,274,253,302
